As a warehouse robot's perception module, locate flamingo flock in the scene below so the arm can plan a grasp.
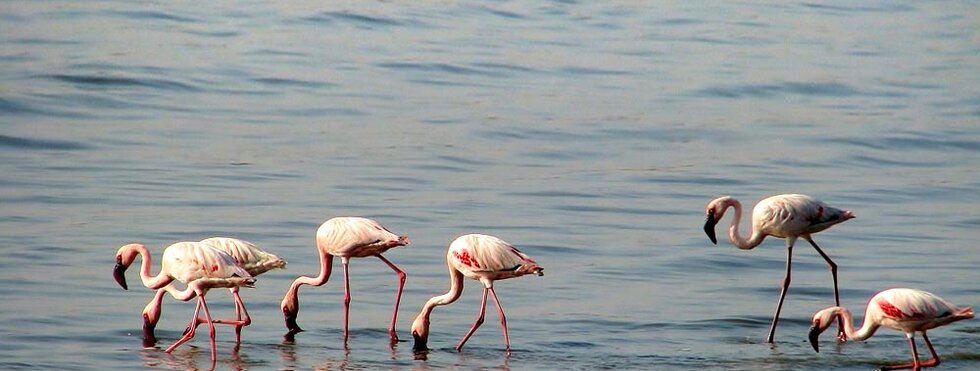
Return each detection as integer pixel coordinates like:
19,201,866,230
111,195,972,370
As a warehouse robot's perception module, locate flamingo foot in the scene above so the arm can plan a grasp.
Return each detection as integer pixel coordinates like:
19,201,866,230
877,357,937,371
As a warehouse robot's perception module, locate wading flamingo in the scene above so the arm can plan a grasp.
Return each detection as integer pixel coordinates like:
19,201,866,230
809,288,974,370
410,234,544,353
280,217,410,344
703,194,855,343
142,237,287,345
113,242,255,360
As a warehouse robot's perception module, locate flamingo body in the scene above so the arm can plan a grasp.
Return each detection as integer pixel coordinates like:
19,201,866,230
142,237,286,344
809,288,974,370
280,217,410,344
703,194,855,343
411,234,543,353
114,242,253,291
113,241,255,361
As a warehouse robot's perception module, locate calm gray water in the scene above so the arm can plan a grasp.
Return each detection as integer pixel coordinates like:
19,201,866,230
2,1,978,370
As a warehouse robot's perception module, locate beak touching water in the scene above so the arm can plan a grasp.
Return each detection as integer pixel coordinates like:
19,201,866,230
703,214,718,245
808,325,821,353
412,331,428,352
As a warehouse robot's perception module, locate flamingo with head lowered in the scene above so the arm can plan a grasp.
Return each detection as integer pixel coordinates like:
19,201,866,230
410,234,543,353
809,288,974,370
141,237,286,345
280,217,410,345
113,242,255,361
703,194,855,343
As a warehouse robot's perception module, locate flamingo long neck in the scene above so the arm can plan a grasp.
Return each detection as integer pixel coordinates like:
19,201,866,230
285,252,334,302
130,244,174,289
415,266,465,331
727,199,766,250
160,282,201,302
835,307,879,341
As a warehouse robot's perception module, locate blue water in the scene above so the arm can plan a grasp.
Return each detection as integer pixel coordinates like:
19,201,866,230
1,1,978,370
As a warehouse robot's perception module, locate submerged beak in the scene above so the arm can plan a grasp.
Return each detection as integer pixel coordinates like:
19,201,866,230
283,307,303,334
808,325,821,353
113,261,129,290
703,214,718,245
412,332,428,352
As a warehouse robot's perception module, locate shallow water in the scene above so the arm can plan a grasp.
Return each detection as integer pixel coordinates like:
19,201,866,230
1,1,978,370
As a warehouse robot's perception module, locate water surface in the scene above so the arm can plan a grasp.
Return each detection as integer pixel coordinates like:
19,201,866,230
1,1,978,370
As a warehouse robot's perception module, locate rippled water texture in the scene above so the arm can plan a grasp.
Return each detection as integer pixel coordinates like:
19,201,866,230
1,1,978,370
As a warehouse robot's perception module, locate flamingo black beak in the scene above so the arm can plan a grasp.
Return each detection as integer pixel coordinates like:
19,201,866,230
703,214,718,245
283,308,303,334
113,258,129,290
412,332,428,352
808,325,821,353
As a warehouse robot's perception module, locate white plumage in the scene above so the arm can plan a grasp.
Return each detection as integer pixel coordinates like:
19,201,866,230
280,216,410,344
411,234,544,353
809,288,974,370
703,193,855,343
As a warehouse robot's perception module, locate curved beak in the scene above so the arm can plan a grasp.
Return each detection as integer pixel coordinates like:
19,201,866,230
703,214,718,245
808,325,821,353
113,261,129,290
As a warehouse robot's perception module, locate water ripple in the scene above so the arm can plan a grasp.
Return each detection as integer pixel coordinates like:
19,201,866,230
301,11,421,28
42,73,203,93
694,81,899,99
109,10,200,23
0,134,89,151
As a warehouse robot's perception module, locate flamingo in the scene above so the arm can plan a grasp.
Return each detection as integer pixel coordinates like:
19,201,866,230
703,194,855,343
113,242,255,360
809,288,974,370
280,217,410,344
142,237,287,345
410,234,544,353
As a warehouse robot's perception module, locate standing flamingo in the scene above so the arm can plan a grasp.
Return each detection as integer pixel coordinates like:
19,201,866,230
703,194,855,343
113,242,255,361
410,234,544,353
809,288,974,370
280,217,410,344
142,237,287,345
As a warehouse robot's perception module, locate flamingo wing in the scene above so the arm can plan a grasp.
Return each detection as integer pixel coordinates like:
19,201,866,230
449,234,538,274
874,288,960,321
753,194,851,236
162,242,253,286
201,237,286,276
317,217,407,257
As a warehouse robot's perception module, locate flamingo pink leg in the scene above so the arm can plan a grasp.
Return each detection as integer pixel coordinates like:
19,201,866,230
375,254,407,342
880,332,941,371
805,236,845,342
487,287,510,352
456,287,490,351
342,258,352,345
167,295,218,361
211,290,250,343
766,244,794,343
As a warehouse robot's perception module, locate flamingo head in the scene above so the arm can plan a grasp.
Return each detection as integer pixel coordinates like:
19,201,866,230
113,243,144,290
808,306,842,353
410,315,430,352
142,305,160,343
281,294,303,334
703,196,734,245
